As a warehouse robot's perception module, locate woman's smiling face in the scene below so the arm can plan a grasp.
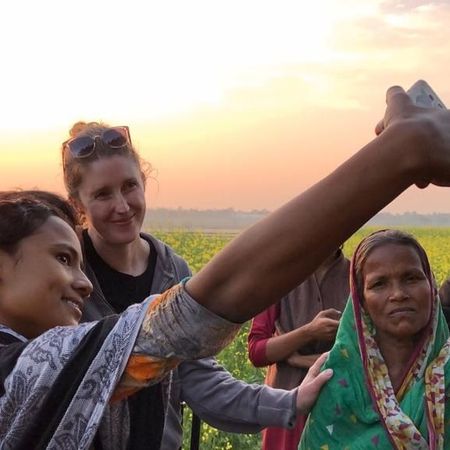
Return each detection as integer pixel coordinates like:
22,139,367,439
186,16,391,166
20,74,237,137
362,243,432,343
0,216,92,338
76,155,146,245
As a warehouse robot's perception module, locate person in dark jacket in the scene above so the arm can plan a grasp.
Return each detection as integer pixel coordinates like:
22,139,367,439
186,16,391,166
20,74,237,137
61,121,307,449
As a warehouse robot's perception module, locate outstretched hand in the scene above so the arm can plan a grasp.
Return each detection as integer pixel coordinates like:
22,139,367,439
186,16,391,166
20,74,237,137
375,86,416,136
296,352,333,415
375,85,450,189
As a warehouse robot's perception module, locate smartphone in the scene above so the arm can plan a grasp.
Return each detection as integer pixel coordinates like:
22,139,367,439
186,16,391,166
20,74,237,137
407,80,446,109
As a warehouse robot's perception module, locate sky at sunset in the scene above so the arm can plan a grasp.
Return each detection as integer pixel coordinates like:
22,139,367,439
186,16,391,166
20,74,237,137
1,0,450,213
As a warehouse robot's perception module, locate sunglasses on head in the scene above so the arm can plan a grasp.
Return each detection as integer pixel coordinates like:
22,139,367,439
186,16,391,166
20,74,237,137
63,126,131,159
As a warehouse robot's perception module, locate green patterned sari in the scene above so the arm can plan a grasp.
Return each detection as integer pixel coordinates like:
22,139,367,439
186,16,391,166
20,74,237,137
299,250,450,450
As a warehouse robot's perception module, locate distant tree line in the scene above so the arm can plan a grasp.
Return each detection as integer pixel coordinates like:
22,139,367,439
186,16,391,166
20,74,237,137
367,212,450,227
144,208,450,231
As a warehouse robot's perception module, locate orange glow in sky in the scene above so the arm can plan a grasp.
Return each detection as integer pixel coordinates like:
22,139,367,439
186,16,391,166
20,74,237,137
1,0,450,212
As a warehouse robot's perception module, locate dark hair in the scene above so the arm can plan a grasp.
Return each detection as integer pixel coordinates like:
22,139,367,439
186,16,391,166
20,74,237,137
61,121,150,203
0,190,78,255
353,229,431,300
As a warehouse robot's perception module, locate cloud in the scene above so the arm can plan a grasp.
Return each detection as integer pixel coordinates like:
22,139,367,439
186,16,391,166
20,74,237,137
380,0,450,13
328,0,450,77
339,4,448,42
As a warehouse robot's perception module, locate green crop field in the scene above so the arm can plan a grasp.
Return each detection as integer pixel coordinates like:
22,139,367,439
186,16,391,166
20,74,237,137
152,227,450,450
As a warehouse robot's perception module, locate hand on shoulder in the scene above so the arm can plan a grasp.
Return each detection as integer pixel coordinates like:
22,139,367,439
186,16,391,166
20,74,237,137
295,352,333,415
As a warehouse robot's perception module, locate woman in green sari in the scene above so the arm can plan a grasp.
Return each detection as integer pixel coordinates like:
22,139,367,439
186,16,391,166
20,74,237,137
299,230,450,450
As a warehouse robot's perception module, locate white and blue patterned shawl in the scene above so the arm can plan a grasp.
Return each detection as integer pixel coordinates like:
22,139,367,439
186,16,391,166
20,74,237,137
0,301,148,450
0,286,240,450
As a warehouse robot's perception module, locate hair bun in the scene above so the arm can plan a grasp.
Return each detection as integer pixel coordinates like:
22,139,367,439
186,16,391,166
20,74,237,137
69,121,89,138
69,121,104,138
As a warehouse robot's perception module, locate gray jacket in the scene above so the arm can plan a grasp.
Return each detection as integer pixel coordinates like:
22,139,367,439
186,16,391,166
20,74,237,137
82,233,297,449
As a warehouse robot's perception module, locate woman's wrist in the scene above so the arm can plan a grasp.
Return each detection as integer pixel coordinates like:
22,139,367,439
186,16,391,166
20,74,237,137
383,116,443,188
375,120,430,188
296,323,314,347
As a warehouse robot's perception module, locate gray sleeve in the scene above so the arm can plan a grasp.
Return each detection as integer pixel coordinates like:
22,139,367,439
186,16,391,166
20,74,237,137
178,357,298,433
174,253,192,279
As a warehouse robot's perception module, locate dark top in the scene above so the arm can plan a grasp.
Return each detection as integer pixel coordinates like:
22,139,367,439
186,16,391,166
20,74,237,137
83,230,157,311
82,230,163,450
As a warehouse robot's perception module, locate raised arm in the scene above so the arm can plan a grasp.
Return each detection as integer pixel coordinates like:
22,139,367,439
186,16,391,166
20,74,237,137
187,87,450,322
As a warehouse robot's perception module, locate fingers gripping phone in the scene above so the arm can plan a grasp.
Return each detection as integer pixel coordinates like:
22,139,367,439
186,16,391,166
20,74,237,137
407,80,446,109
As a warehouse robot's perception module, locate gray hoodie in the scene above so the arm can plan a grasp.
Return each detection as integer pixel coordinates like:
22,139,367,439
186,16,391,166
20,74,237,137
82,233,297,449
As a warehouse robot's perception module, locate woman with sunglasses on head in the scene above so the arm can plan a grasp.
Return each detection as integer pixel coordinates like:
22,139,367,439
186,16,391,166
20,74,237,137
61,121,311,449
